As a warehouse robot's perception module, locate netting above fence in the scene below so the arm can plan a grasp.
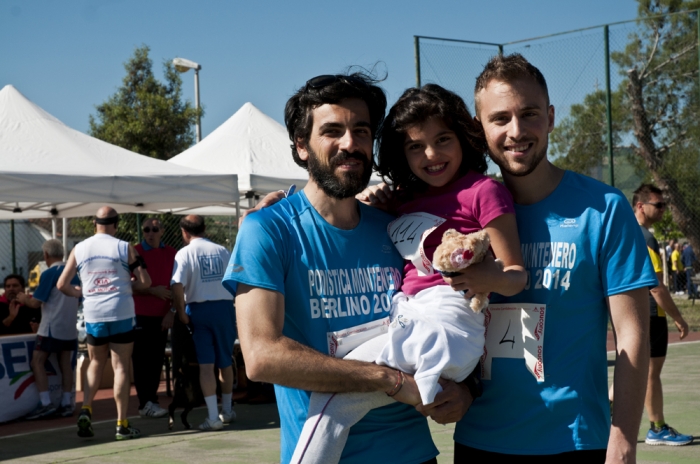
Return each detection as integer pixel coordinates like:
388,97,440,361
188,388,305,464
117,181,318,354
415,9,700,257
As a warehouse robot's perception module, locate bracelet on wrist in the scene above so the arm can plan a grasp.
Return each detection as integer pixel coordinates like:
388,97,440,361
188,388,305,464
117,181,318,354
386,370,405,397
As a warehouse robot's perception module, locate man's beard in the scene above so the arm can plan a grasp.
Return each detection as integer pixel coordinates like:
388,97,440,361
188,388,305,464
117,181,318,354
490,141,548,178
307,146,373,199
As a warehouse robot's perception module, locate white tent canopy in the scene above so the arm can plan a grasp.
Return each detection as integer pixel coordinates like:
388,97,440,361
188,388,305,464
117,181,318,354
0,85,239,219
169,102,308,197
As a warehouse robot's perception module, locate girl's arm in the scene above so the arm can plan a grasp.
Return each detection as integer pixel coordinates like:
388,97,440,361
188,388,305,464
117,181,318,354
442,213,527,297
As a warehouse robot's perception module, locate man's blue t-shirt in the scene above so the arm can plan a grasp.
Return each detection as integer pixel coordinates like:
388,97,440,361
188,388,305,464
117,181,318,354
222,191,438,464
455,171,657,454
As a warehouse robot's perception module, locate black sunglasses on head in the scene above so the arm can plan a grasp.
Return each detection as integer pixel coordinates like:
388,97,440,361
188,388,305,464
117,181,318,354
143,226,160,233
304,74,369,92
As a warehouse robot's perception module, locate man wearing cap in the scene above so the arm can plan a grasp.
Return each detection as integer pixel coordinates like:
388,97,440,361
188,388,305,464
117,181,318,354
58,206,151,441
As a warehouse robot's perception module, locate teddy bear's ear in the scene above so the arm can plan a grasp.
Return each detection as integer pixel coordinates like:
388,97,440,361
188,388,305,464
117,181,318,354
443,229,459,239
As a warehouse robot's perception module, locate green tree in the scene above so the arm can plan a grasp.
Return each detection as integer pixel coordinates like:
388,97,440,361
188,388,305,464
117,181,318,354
88,45,201,160
552,0,700,254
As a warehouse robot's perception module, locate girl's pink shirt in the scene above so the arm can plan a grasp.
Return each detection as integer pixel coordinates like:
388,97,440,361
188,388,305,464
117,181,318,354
397,170,515,296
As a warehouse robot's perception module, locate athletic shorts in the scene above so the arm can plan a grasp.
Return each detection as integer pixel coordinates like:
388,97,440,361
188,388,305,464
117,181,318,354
86,317,135,346
35,335,78,353
187,300,236,368
454,442,606,463
650,316,669,358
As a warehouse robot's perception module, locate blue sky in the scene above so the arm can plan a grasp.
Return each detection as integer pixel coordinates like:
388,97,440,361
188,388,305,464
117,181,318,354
1,0,639,139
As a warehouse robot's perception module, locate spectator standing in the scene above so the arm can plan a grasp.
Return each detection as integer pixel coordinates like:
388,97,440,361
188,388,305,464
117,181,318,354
58,206,151,441
682,244,697,297
631,184,692,446
0,274,40,335
132,217,176,418
17,239,80,419
671,242,684,295
171,215,236,431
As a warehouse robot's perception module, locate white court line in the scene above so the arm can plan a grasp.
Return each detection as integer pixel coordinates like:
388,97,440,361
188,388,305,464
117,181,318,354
0,406,208,440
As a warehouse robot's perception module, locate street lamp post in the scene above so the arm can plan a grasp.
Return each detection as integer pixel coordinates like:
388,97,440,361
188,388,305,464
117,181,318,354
173,57,202,143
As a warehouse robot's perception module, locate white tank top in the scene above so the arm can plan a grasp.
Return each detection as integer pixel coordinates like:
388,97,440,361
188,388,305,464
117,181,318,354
74,234,135,323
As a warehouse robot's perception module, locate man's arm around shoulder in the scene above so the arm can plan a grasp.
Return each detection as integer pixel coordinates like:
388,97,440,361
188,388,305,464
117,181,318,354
236,283,421,405
607,287,650,464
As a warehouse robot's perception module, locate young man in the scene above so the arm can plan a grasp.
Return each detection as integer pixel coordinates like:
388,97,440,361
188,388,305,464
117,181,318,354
171,215,235,431
223,73,439,464
631,184,692,446
132,217,176,419
58,206,151,440
448,54,657,463
18,239,80,419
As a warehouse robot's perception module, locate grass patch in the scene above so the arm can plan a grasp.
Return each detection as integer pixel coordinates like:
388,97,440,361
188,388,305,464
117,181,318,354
671,294,700,331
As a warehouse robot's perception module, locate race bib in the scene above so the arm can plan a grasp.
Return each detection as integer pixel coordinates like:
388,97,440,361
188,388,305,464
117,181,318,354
327,317,390,359
387,212,446,276
481,303,546,383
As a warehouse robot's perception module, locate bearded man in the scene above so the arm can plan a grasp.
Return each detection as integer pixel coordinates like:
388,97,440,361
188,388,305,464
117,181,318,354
221,73,439,464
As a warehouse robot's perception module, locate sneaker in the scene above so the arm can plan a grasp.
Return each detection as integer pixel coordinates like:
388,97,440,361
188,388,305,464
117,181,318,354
55,404,74,417
115,424,142,441
138,401,168,418
77,409,94,438
675,291,685,295
645,424,693,446
26,403,57,420
198,417,224,431
219,408,236,424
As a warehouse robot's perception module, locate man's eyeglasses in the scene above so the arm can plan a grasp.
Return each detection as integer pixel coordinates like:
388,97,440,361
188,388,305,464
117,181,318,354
645,202,667,209
304,74,368,92
143,226,160,233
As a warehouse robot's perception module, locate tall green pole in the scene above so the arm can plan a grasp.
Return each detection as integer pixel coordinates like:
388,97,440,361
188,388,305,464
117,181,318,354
10,220,16,274
498,44,504,55
414,36,421,88
697,11,700,105
604,25,615,187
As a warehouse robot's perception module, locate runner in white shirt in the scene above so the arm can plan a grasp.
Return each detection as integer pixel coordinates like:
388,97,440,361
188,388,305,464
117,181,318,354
171,214,235,431
58,206,151,441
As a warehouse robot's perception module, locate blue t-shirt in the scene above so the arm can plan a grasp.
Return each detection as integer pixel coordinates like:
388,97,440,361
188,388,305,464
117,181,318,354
34,263,81,340
223,191,438,464
455,171,657,454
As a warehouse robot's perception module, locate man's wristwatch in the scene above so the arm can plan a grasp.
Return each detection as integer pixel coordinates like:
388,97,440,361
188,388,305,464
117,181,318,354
462,364,483,400
169,307,177,314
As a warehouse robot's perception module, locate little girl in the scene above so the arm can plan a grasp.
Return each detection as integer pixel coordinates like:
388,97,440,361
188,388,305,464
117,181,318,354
291,84,526,464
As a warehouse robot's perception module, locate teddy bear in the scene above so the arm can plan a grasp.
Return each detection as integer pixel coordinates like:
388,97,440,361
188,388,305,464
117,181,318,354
432,229,495,312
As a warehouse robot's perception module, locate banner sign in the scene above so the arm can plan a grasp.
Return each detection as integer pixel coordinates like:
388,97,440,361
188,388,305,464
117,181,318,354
0,334,75,423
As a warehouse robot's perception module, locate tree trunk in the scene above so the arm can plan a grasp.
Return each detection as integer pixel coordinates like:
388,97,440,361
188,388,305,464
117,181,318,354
627,68,700,255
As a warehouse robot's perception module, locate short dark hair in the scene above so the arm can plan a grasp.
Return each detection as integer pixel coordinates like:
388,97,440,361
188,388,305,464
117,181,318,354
180,215,205,236
4,274,25,288
474,53,549,116
284,71,387,169
376,84,487,193
632,183,663,206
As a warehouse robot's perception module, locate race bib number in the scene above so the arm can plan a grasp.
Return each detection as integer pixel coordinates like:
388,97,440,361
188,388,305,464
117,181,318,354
481,303,546,383
327,317,390,359
387,212,446,276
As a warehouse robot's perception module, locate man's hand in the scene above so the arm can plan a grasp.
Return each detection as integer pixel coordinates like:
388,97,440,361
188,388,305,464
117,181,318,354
416,379,473,425
675,318,689,340
178,312,190,325
162,311,175,331
9,299,21,318
238,191,285,227
150,286,172,300
15,292,29,305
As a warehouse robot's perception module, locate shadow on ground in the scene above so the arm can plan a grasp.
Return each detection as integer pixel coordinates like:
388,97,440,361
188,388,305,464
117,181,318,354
0,403,279,463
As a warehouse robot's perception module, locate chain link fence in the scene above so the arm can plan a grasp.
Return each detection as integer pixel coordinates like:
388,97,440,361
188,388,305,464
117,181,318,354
0,215,237,289
415,9,700,280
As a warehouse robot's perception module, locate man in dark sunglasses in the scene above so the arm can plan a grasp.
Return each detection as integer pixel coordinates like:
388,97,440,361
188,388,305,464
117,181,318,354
630,184,691,446
132,217,177,420
223,72,439,464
